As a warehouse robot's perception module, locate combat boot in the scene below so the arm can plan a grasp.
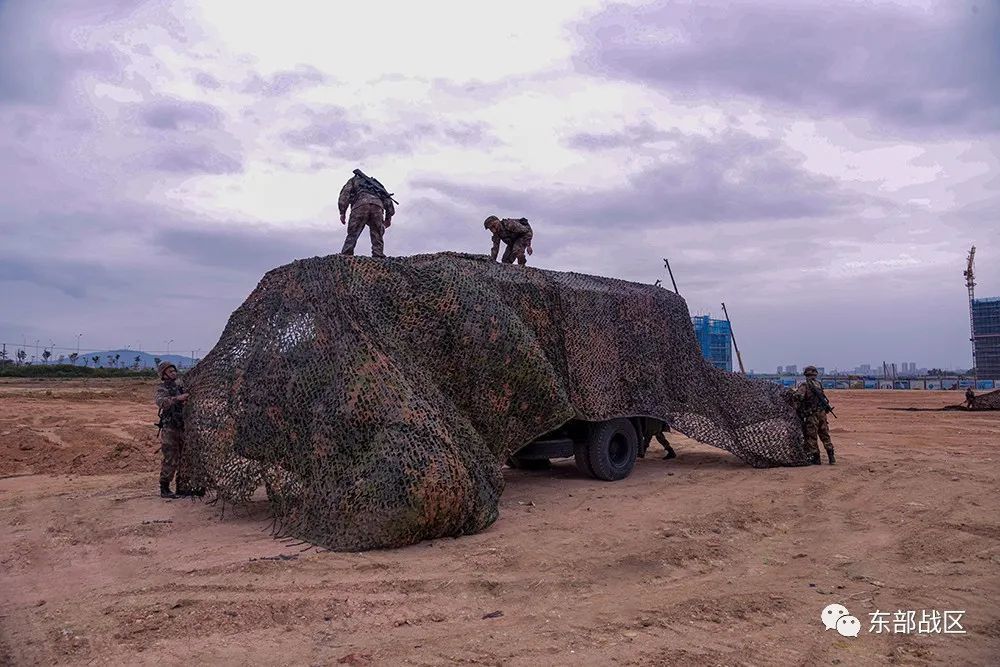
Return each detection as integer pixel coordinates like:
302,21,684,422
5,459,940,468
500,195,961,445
827,450,836,465
810,453,821,465
160,482,177,499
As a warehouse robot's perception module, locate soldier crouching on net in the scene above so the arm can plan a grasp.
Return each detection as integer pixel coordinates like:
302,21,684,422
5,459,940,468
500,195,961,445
791,365,836,465
965,387,976,409
484,215,533,265
154,361,203,498
338,168,397,258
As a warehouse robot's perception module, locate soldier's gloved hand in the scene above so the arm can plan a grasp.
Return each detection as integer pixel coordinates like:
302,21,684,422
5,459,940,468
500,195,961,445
526,246,533,255
177,393,190,402
340,213,346,225
384,217,392,228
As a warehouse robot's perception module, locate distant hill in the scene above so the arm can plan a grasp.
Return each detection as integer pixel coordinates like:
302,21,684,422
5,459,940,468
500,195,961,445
73,350,198,370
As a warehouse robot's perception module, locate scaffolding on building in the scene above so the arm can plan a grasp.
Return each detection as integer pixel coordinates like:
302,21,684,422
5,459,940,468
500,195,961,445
691,315,733,372
972,296,1000,379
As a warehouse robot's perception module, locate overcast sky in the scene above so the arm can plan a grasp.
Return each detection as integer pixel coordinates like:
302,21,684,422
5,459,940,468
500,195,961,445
1,0,997,371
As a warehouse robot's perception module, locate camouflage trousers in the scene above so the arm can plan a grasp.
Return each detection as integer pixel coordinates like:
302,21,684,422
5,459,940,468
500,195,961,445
501,235,530,265
802,412,834,457
341,203,386,258
160,427,191,491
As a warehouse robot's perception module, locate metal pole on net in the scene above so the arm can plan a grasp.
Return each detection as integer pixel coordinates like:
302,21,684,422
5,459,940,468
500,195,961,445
662,258,679,294
721,302,746,374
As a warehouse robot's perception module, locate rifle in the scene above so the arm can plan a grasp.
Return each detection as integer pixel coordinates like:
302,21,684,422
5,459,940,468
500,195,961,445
353,169,399,206
810,382,837,419
155,382,187,433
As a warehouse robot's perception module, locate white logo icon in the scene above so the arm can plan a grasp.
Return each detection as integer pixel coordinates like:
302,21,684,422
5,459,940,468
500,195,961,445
836,615,861,637
821,603,850,631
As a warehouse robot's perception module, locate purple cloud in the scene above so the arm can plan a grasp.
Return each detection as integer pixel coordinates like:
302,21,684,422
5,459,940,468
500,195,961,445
140,99,224,130
149,145,242,174
243,64,327,97
574,1,1000,134
415,129,866,226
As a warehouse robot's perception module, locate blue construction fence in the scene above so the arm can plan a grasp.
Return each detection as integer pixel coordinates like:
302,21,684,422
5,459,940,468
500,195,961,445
760,376,996,390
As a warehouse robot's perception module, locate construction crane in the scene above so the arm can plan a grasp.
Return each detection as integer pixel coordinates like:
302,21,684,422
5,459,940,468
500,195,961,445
964,246,977,381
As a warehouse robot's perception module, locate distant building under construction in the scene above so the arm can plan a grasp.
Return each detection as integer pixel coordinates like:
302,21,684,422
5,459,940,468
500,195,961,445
966,246,1000,380
692,315,732,372
973,297,1000,378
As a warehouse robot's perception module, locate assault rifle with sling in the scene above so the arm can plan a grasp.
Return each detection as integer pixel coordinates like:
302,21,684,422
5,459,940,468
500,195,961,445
353,169,399,206
809,382,837,419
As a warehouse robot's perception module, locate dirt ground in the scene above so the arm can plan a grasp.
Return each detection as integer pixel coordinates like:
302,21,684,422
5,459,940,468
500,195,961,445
1,378,998,666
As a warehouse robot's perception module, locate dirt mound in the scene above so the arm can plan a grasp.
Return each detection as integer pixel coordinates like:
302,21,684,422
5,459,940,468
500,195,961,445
0,379,161,477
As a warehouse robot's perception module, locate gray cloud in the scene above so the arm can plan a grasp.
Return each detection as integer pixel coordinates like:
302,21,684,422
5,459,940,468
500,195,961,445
415,129,865,226
0,1,120,105
574,0,1000,134
139,98,223,130
243,64,327,97
0,255,123,298
148,144,242,174
152,225,320,272
193,71,221,89
565,122,676,150
282,107,370,153
282,106,499,159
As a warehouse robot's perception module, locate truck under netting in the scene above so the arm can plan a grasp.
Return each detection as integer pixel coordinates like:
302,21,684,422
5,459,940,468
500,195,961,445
183,252,808,550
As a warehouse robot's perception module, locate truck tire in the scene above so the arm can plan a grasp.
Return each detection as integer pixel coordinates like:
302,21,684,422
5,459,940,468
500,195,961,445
583,418,638,481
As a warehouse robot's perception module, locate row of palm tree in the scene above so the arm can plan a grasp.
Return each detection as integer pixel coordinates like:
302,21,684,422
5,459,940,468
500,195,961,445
2,348,162,369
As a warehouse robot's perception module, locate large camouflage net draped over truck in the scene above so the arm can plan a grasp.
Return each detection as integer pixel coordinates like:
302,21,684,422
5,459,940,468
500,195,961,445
183,252,809,551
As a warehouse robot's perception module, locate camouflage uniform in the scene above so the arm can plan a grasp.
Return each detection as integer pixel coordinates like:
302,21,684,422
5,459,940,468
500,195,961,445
155,371,190,493
792,372,835,464
338,174,395,258
489,217,533,265
965,388,976,409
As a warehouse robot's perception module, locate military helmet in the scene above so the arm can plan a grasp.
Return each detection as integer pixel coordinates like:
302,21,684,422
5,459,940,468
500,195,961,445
803,365,819,376
157,360,177,377
483,215,500,228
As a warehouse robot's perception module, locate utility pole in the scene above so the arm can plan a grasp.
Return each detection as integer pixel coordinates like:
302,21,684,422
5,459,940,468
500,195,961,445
720,302,746,374
662,258,679,294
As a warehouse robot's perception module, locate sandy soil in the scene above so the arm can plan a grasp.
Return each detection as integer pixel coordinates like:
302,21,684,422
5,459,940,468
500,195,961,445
1,379,998,666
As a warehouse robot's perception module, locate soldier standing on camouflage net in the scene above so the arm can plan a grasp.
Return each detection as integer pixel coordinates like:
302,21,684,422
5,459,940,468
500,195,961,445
338,169,395,258
484,216,533,265
792,366,836,465
155,361,193,498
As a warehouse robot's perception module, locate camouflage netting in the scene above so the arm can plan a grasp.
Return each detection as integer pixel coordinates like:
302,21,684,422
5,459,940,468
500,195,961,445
949,388,1000,411
182,252,808,551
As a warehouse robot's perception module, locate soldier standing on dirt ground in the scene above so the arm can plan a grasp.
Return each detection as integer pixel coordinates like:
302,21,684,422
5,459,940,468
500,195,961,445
654,425,677,460
338,168,396,258
154,361,202,499
791,366,836,465
965,387,976,409
484,216,533,265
